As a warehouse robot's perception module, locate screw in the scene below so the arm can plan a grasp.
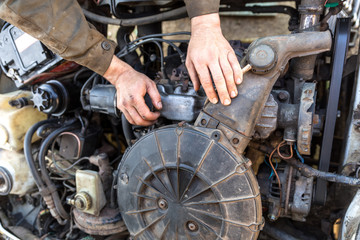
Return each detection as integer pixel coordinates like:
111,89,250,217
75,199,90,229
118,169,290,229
186,221,198,232
157,198,168,210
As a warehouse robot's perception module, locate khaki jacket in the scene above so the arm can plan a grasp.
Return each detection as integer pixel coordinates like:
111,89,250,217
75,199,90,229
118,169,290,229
0,0,219,75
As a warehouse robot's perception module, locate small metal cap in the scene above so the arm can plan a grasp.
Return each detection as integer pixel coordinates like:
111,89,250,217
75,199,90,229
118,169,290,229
0,167,12,195
74,192,92,211
247,44,277,74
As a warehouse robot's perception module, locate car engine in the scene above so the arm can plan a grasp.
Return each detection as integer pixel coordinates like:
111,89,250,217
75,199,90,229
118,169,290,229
0,0,359,239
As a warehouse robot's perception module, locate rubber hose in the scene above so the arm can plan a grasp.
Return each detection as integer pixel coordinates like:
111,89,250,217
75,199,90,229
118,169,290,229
82,6,187,26
121,114,135,146
38,124,79,220
24,119,59,191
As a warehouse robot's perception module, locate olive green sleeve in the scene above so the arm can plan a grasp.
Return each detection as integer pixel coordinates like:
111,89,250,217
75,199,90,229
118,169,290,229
184,0,220,19
0,0,116,76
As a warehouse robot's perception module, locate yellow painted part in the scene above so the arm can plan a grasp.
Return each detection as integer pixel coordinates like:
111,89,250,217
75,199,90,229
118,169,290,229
0,91,47,151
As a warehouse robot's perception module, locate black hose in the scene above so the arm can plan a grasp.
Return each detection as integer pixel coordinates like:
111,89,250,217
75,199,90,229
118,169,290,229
82,6,187,26
38,123,79,220
121,114,135,146
283,158,360,187
24,119,59,191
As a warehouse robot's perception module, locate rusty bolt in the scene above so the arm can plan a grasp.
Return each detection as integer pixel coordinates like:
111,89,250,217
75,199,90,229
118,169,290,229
186,221,199,232
232,138,240,145
277,92,288,101
157,198,168,210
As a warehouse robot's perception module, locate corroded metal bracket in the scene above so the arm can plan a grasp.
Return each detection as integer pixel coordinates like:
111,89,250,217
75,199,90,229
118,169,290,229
195,31,332,154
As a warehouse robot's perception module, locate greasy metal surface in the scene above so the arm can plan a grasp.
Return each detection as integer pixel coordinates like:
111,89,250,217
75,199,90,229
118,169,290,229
278,103,299,142
315,18,351,205
73,207,127,236
195,31,332,154
340,189,360,240
290,173,313,222
340,37,360,173
254,94,278,139
117,127,262,239
297,83,316,155
157,85,206,122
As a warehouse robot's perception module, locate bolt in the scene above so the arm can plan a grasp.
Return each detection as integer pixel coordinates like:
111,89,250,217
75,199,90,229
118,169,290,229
157,198,168,210
232,138,240,145
277,92,288,101
201,119,207,126
186,221,198,232
120,173,129,184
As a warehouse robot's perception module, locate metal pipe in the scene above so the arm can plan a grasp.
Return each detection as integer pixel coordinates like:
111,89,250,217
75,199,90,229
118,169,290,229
283,157,360,187
290,0,325,81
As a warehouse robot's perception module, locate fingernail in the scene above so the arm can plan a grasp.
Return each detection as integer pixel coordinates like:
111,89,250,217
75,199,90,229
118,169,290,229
236,78,242,84
231,91,237,98
157,102,162,109
224,99,231,105
212,98,218,104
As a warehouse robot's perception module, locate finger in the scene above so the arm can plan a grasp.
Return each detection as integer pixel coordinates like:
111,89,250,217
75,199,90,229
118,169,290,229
146,81,162,110
194,64,218,104
220,54,237,99
127,106,156,126
186,60,200,91
209,62,231,105
228,51,243,84
121,109,135,125
132,96,160,121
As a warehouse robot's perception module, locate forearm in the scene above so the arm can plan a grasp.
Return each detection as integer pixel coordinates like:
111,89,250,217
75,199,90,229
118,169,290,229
0,0,116,75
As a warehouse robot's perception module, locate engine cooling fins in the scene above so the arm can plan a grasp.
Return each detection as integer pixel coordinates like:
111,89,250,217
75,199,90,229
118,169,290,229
117,127,262,239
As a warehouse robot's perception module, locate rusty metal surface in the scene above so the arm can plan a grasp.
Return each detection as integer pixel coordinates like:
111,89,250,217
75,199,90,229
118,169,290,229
73,207,127,236
297,82,316,155
195,31,332,154
254,94,278,139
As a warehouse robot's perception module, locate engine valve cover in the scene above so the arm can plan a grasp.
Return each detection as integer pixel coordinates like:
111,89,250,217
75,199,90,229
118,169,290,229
117,127,262,239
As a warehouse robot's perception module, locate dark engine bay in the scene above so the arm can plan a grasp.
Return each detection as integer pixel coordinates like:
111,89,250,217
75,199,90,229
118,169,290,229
0,0,359,239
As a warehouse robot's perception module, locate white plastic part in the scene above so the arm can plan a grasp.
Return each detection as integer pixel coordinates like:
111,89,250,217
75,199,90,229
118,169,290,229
0,90,46,151
0,150,35,196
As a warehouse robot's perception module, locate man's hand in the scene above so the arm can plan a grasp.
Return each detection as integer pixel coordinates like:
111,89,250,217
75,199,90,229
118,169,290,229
186,13,243,105
104,56,162,126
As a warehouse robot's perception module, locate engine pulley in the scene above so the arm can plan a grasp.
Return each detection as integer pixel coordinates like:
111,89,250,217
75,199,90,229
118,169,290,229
117,127,263,239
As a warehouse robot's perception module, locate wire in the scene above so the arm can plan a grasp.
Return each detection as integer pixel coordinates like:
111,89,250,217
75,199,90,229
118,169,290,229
277,141,294,160
127,31,191,45
294,144,305,163
268,141,284,219
82,6,187,26
264,156,278,180
118,37,186,64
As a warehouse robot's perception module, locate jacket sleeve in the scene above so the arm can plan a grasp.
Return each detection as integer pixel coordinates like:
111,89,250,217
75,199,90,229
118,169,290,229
0,0,116,76
184,0,220,19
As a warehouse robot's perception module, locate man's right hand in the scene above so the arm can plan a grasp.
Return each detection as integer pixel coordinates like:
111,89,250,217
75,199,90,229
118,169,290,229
104,56,162,126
